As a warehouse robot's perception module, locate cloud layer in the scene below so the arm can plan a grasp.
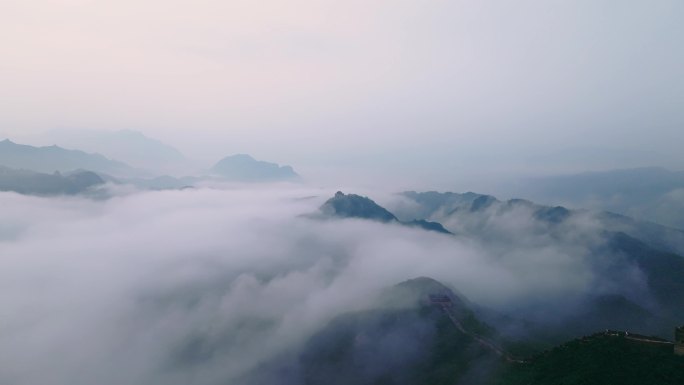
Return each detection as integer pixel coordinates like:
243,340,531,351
0,186,651,384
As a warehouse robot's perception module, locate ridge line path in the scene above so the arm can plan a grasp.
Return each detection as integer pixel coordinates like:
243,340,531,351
438,304,526,363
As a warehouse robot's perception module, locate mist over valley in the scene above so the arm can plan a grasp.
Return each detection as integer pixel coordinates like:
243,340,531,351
2,1,684,383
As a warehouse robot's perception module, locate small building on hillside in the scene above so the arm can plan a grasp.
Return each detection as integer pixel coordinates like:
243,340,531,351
675,326,684,356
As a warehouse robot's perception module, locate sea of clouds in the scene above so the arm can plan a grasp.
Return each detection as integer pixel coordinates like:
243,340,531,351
0,185,648,385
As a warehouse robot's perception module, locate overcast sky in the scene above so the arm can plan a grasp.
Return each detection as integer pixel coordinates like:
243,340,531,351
1,0,683,186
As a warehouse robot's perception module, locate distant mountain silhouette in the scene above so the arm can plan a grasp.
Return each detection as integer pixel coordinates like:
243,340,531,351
211,154,299,181
0,139,142,177
40,129,189,175
509,167,684,229
0,166,104,195
398,190,684,255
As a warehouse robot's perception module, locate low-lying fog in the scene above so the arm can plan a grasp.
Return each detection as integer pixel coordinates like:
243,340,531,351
0,185,646,385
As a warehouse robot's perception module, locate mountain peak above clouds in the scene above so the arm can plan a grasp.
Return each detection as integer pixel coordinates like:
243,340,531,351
211,154,299,182
320,191,452,234
321,191,398,222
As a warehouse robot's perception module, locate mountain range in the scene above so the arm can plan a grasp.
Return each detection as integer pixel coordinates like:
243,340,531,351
39,129,190,175
507,167,684,229
391,191,684,339
0,166,105,196
0,139,143,177
315,189,684,344
241,276,684,385
0,138,302,193
1,134,683,383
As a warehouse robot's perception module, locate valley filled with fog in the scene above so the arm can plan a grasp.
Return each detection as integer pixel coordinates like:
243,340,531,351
0,133,682,385
3,1,684,383
1,178,683,384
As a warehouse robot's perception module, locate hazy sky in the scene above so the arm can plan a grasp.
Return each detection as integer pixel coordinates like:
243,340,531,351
1,0,683,185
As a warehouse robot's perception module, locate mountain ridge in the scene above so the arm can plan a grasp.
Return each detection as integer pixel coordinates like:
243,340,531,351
0,165,105,196
0,139,144,177
320,191,452,234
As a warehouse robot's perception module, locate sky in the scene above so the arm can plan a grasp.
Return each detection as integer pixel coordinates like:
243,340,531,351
1,0,683,186
1,4,683,381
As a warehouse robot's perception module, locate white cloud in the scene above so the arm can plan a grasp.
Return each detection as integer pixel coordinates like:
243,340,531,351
0,186,653,384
